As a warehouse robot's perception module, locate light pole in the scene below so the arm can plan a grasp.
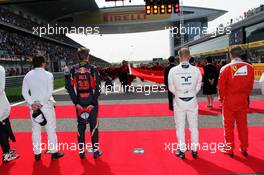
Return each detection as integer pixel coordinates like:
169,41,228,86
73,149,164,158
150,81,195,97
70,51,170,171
179,0,184,47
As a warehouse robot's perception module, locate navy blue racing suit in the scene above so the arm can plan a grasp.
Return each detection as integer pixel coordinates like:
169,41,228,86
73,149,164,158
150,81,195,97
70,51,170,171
65,62,101,153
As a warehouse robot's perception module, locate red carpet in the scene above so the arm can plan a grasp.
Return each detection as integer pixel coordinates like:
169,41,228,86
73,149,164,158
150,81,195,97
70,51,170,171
10,100,264,119
1,127,264,175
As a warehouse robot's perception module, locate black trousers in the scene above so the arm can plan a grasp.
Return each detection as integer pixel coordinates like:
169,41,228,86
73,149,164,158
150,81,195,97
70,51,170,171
168,91,174,111
77,106,99,153
0,119,11,154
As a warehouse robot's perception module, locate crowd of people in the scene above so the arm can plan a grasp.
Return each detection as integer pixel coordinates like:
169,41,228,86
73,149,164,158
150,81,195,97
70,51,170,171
0,7,80,46
0,28,78,76
229,4,264,25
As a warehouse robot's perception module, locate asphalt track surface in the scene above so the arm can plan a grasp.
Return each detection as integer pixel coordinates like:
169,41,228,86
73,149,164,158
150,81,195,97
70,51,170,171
8,79,264,175
11,80,264,133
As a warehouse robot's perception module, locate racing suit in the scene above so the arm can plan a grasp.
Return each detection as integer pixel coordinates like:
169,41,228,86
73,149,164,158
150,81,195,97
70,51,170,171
0,65,12,154
65,62,101,153
218,58,254,151
260,73,264,95
168,61,202,152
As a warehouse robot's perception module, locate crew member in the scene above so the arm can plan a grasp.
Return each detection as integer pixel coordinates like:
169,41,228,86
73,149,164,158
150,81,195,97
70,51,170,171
164,56,176,111
218,45,254,157
65,48,102,159
22,56,64,161
168,48,202,159
0,65,20,163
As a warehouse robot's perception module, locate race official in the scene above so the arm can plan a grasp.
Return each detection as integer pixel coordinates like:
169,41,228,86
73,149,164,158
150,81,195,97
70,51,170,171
218,46,254,157
164,56,176,111
65,48,102,159
168,48,202,159
22,56,64,161
0,65,20,163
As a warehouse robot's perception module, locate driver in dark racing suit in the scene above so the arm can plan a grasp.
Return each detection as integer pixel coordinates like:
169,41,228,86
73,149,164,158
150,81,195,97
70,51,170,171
65,48,102,159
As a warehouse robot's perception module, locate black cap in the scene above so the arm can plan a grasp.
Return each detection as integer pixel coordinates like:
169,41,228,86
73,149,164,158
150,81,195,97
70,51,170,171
32,109,47,126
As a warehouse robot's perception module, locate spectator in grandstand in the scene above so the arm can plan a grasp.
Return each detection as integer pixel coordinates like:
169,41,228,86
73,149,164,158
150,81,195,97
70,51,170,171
22,56,64,161
164,56,176,111
0,65,20,163
260,73,264,96
203,56,218,109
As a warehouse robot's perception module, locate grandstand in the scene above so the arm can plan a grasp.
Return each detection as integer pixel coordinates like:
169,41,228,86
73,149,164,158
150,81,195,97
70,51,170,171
0,5,110,76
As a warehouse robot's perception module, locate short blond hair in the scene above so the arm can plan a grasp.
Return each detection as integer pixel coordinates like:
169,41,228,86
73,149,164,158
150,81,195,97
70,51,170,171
178,48,190,57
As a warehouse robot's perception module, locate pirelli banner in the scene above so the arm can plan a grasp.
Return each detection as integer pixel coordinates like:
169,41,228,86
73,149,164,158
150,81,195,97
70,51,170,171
79,6,171,24
253,63,264,80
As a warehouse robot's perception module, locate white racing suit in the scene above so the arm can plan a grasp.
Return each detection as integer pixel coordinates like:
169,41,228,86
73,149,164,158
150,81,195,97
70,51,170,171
168,62,202,152
22,68,58,155
30,99,57,155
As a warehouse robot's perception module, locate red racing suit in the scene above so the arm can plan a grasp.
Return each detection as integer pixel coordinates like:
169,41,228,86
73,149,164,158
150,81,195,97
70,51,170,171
218,58,254,150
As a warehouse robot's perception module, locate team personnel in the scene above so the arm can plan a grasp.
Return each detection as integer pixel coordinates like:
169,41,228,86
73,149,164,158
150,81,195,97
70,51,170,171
168,48,202,159
164,56,176,111
65,48,102,159
260,72,264,95
22,56,64,161
0,65,20,163
218,46,254,157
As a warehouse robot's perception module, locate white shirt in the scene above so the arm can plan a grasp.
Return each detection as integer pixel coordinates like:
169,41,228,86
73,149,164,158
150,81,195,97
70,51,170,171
0,65,11,121
168,62,202,98
260,72,264,95
22,68,54,106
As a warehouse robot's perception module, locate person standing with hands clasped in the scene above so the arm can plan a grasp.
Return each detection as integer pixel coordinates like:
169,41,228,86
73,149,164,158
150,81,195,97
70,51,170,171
218,46,254,157
22,56,64,161
0,65,20,163
168,48,202,159
65,48,102,159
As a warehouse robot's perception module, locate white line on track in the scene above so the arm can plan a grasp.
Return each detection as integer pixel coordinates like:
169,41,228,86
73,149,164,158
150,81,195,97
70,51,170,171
11,87,65,107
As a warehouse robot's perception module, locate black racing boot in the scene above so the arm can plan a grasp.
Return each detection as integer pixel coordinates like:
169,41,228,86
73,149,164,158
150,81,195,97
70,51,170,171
220,147,234,157
79,152,85,159
176,150,185,159
192,151,198,159
51,152,64,160
93,150,103,159
3,153,20,163
35,154,41,161
239,148,248,157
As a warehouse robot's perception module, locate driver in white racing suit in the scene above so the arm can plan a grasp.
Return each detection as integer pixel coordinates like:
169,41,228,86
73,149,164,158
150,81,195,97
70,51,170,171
168,48,202,159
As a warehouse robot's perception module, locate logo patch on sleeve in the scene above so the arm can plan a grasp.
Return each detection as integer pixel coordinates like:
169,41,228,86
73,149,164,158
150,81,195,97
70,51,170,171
234,65,248,76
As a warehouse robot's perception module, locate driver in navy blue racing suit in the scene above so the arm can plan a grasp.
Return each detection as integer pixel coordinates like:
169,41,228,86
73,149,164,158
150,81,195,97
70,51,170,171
65,47,102,159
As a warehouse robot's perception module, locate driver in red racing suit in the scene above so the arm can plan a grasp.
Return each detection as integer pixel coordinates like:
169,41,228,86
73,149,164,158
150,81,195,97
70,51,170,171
65,48,102,159
218,45,254,157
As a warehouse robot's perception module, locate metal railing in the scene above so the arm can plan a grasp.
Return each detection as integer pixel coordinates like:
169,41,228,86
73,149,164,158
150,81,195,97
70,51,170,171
6,72,64,88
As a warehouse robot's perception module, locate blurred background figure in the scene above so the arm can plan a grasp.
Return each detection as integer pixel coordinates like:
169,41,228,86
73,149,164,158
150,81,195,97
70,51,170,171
119,60,129,93
105,73,113,92
189,57,195,66
260,72,264,95
202,56,218,109
164,56,176,111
